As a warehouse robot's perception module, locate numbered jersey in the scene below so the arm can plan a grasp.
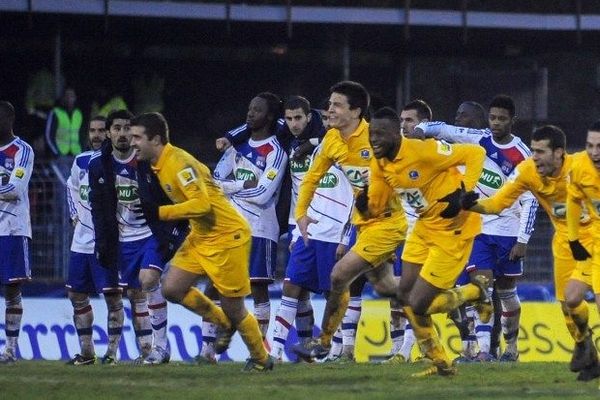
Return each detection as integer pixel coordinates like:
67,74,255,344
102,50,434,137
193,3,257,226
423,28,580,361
289,145,353,243
0,137,33,238
112,152,152,242
213,135,288,242
67,151,95,253
419,122,538,241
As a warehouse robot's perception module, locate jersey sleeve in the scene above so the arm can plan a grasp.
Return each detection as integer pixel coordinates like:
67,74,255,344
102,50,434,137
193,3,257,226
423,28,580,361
213,146,245,194
516,191,538,244
295,136,335,220
158,161,212,221
0,143,34,201
66,158,79,220
424,141,485,191
418,122,486,145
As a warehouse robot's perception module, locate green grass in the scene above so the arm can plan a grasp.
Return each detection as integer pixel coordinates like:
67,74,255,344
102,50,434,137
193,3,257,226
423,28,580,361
1,361,598,399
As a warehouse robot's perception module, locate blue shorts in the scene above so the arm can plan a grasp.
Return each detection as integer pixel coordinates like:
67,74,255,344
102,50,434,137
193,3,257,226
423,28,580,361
249,237,277,283
286,239,338,293
466,234,523,278
0,236,31,284
66,252,120,294
119,236,164,289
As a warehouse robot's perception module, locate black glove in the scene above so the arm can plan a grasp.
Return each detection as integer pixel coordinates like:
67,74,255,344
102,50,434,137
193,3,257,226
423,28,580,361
569,240,591,261
438,182,466,219
96,245,118,270
355,185,369,215
460,189,480,210
292,141,316,161
134,200,159,223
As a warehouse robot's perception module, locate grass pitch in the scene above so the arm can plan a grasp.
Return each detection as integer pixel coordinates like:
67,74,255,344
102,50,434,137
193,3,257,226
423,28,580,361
1,360,598,399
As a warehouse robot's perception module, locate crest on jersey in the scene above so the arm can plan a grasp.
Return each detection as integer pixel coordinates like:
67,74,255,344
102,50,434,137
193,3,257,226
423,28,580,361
4,158,14,169
266,169,277,180
360,148,370,160
256,156,266,169
14,167,25,179
409,170,419,180
177,167,198,186
436,140,452,155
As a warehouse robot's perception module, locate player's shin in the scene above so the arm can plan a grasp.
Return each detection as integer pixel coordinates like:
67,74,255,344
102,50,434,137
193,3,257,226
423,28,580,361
319,290,350,348
105,295,124,358
71,297,95,357
181,287,232,329
237,313,269,363
147,284,169,351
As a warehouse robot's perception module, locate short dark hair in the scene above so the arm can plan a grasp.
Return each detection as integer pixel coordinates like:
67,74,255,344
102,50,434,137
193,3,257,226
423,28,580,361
106,109,134,130
372,106,401,125
330,81,370,119
130,112,169,144
89,115,107,128
588,120,600,132
489,95,515,117
402,99,432,121
531,125,566,150
0,101,16,123
284,95,310,115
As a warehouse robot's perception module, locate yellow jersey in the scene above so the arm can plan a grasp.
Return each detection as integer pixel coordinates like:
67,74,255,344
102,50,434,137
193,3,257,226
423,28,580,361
567,151,600,240
370,137,485,238
152,143,251,249
478,155,593,238
295,119,403,226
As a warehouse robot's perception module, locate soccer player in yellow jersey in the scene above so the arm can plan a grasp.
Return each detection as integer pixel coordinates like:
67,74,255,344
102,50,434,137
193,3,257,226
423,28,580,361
293,81,408,362
565,121,600,380
366,107,488,377
464,125,599,380
129,112,273,371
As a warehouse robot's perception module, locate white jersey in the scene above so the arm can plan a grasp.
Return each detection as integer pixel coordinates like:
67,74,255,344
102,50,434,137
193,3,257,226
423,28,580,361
288,145,353,244
67,151,96,253
418,122,538,242
0,137,33,238
214,136,288,243
112,152,152,242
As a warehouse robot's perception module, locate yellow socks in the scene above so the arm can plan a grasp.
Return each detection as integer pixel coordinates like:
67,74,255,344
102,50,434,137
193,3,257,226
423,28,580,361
237,313,268,363
181,287,231,329
404,306,451,366
564,301,590,343
320,290,350,348
425,284,481,315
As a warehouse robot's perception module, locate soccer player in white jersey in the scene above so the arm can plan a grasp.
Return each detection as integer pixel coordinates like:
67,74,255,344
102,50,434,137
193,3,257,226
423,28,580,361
0,101,34,364
415,95,539,362
65,116,124,365
214,93,288,341
89,110,169,364
268,96,353,361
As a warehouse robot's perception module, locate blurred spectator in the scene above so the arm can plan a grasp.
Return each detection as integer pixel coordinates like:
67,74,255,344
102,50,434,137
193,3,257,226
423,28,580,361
133,72,165,114
24,68,56,155
90,86,128,118
44,87,83,158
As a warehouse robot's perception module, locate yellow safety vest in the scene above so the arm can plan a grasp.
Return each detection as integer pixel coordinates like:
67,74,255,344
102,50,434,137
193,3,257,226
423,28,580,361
53,107,82,156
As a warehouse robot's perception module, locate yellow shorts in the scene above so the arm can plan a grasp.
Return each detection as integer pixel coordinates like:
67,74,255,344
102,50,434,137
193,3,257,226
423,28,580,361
352,214,407,267
553,233,595,301
170,233,251,298
402,229,474,290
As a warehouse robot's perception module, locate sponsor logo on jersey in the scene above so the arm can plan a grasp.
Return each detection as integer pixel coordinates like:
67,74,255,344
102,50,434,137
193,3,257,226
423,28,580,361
116,185,139,202
165,184,172,192
408,170,419,180
290,158,310,173
177,167,198,186
478,168,503,189
436,140,452,155
79,185,90,201
14,167,25,179
342,166,368,188
318,172,338,188
266,169,277,180
235,168,257,181
360,148,371,160
256,156,266,169
4,158,14,169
